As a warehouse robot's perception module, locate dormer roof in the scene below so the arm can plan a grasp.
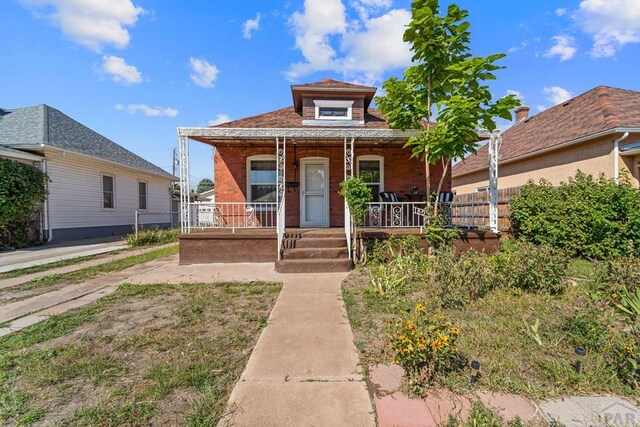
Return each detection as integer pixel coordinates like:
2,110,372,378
291,78,377,112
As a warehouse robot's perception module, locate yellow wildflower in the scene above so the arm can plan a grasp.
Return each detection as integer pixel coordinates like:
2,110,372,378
415,304,426,312
451,327,460,335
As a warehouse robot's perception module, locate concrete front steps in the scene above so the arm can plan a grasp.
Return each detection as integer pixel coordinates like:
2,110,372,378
275,230,353,273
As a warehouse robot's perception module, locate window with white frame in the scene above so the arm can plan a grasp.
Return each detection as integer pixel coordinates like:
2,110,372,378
314,100,353,120
247,155,277,203
138,181,148,210
102,174,115,209
357,155,384,202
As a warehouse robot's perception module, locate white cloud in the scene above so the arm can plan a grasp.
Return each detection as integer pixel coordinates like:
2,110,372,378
544,35,577,61
537,105,547,112
243,13,261,39
116,103,178,117
543,86,573,105
208,114,231,126
555,8,568,16
287,0,347,79
100,55,142,84
506,89,525,102
20,0,144,51
508,40,529,53
341,9,412,83
286,0,411,84
351,0,392,21
189,57,219,88
575,0,640,57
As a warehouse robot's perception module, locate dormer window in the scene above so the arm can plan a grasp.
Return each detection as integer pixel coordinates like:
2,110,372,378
319,107,348,118
314,100,353,121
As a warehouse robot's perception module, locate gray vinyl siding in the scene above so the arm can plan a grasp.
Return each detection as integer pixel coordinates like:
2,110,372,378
45,150,174,231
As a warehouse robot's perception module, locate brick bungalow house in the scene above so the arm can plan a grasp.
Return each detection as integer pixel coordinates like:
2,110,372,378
452,86,640,193
177,79,452,271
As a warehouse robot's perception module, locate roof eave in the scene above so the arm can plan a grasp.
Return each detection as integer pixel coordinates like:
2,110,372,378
453,127,640,178
26,145,177,180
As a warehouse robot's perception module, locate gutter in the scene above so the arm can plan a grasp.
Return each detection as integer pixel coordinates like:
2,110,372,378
454,127,640,178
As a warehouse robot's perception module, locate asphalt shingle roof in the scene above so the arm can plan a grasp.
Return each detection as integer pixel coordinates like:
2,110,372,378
452,86,640,177
212,107,390,129
0,104,175,179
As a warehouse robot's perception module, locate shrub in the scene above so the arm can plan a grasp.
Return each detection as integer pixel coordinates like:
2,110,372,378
429,246,496,308
510,171,640,259
389,306,464,393
368,264,407,297
0,159,48,248
494,242,569,294
127,228,179,247
338,177,372,227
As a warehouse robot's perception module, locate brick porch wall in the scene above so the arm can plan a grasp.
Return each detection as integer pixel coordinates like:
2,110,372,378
214,144,451,227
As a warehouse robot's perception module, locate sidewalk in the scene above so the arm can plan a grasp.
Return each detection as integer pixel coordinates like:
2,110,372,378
0,243,177,291
0,237,127,273
219,273,375,427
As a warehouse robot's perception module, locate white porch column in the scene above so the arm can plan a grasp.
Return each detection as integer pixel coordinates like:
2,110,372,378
178,134,191,233
488,129,501,233
344,136,355,258
276,136,286,259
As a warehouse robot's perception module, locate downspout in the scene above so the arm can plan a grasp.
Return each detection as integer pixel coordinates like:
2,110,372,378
613,132,629,183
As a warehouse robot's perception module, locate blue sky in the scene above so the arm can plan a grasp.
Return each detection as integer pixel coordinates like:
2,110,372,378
1,0,639,186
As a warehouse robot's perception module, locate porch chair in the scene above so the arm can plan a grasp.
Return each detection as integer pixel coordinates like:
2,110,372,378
379,191,402,203
438,191,454,225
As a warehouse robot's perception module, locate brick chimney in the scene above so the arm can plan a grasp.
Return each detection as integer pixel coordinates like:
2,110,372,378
515,105,530,122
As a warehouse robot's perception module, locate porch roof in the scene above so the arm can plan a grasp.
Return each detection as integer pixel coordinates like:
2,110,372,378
178,105,419,146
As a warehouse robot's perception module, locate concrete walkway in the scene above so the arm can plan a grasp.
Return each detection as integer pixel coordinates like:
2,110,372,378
0,237,127,273
0,243,177,291
219,272,375,427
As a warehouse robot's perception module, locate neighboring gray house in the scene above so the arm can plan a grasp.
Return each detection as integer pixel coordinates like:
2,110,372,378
0,104,177,242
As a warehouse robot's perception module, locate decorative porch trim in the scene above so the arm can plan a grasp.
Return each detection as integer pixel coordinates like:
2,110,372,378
177,127,418,139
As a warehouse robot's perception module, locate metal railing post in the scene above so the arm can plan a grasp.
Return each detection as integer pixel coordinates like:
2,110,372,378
134,210,139,242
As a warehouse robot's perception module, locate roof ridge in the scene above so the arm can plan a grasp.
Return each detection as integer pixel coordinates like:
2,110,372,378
595,86,622,128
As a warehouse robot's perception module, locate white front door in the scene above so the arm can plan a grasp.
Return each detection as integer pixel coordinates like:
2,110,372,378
300,158,329,227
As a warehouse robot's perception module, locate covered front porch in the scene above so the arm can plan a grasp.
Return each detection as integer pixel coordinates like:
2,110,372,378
177,127,434,262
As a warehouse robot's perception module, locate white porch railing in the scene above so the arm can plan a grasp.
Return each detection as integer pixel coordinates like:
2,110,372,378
363,202,428,228
190,202,277,229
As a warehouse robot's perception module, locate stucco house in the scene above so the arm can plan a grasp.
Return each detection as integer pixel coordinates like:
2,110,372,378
452,86,640,194
0,104,177,242
176,79,452,271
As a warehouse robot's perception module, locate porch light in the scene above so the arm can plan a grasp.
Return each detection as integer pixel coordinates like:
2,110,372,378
292,160,299,171
574,347,586,373
470,360,481,386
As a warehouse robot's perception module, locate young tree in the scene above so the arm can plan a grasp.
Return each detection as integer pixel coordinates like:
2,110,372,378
376,0,520,216
196,178,214,194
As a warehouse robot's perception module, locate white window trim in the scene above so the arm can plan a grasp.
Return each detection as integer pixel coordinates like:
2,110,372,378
313,99,354,121
101,173,116,211
246,154,277,205
356,155,384,196
476,186,489,193
138,180,148,211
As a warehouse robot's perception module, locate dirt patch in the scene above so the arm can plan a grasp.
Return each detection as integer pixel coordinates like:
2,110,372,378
2,281,282,426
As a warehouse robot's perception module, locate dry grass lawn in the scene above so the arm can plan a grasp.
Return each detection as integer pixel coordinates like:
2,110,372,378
0,280,281,426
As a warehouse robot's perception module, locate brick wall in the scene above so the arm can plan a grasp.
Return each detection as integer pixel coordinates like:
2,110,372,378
214,144,451,227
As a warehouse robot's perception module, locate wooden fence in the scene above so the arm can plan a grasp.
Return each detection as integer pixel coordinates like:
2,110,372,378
448,186,521,231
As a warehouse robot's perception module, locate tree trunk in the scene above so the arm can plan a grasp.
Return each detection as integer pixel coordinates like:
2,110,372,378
433,157,450,217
